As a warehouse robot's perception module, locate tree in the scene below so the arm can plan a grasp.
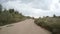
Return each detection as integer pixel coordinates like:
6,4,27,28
0,4,2,13
53,14,56,18
46,16,49,18
14,11,19,14
9,9,14,13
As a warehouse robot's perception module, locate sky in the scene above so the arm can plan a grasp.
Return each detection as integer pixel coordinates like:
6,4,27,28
0,0,60,18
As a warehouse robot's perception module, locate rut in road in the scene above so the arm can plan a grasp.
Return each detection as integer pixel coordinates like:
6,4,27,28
0,19,51,34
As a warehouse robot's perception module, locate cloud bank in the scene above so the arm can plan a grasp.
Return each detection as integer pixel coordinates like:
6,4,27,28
0,0,60,18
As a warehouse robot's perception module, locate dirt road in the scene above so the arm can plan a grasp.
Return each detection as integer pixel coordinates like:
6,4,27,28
0,19,51,34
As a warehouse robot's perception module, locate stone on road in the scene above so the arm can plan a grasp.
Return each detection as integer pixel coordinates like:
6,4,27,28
0,19,51,34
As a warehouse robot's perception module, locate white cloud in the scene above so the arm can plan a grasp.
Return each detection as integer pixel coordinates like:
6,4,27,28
1,0,60,18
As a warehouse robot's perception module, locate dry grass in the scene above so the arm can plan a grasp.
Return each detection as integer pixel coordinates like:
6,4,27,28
34,17,60,34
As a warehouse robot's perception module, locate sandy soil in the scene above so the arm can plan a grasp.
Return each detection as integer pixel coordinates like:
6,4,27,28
0,19,51,34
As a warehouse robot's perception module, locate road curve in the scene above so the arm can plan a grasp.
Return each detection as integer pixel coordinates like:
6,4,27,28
0,19,51,34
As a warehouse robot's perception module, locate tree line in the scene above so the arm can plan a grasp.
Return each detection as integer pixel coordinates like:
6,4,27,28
0,4,25,26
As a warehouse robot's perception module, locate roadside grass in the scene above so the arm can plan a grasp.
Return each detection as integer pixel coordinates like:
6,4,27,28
34,17,60,34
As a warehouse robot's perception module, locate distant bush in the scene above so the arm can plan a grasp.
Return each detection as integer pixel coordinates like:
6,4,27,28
34,17,60,34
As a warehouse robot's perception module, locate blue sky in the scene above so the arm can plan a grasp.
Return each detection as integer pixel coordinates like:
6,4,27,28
0,0,60,18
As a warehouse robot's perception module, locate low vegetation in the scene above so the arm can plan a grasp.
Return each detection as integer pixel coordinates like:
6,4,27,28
0,4,26,26
34,15,60,34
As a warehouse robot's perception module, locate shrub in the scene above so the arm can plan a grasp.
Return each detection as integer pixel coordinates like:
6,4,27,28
34,17,60,34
